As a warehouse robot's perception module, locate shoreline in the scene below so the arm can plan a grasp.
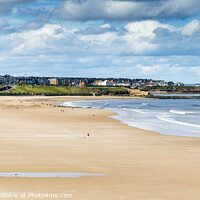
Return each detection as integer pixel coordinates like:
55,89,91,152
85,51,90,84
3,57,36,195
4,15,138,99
2,93,200,99
1,95,200,140
60,97,200,140
0,96,199,199
2,95,200,140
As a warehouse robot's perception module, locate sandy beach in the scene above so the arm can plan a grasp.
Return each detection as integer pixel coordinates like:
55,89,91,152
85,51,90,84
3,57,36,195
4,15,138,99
0,96,199,200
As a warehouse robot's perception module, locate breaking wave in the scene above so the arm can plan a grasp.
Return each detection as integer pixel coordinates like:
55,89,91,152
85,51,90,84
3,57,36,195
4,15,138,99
157,115,200,128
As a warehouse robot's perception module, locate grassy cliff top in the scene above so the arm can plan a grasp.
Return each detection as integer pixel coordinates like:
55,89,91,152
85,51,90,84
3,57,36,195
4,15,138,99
0,85,129,96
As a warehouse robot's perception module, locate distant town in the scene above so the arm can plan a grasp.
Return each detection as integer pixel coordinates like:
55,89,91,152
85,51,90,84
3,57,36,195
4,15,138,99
0,74,187,87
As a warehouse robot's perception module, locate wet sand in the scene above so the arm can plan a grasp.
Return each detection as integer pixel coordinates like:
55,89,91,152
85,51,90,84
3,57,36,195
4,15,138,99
0,96,199,199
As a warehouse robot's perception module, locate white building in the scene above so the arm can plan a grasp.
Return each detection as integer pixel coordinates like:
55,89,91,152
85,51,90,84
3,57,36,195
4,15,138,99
154,80,168,86
116,82,131,87
97,80,114,87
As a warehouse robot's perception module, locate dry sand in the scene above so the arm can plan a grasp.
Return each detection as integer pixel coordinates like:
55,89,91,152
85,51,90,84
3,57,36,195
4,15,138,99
0,96,199,200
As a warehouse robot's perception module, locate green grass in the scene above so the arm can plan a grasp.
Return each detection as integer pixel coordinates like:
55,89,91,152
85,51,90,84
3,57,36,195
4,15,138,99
0,85,129,96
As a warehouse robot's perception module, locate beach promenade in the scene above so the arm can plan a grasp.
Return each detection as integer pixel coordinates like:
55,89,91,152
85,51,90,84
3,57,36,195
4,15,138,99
0,96,199,200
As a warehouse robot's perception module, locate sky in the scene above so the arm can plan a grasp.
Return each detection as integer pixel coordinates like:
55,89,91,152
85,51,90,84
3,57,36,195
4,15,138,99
0,0,200,83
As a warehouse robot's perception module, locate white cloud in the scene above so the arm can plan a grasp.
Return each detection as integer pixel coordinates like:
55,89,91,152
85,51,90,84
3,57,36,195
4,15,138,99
11,24,65,55
100,24,111,28
125,20,174,38
181,20,200,36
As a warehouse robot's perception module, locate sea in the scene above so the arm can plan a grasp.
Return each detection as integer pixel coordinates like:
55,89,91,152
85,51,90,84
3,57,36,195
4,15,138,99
62,98,200,138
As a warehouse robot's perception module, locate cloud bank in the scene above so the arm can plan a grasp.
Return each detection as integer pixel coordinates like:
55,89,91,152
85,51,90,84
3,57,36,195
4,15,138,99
0,18,200,82
0,0,200,82
0,0,36,14
54,0,200,21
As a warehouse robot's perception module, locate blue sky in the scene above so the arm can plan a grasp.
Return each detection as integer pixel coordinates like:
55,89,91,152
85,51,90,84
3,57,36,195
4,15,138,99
0,0,200,83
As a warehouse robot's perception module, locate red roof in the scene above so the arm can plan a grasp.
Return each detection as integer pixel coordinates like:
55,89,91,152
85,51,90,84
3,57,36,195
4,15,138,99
80,82,86,85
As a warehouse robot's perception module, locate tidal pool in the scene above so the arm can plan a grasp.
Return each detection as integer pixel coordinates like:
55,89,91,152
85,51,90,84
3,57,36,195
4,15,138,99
0,172,106,178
